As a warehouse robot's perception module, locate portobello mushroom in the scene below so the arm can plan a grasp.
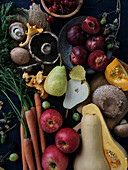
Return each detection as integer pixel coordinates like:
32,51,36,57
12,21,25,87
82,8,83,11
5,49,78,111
28,31,59,64
92,85,128,119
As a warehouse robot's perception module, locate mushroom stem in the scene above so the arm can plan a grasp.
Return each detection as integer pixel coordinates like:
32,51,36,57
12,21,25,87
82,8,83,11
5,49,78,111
41,43,51,55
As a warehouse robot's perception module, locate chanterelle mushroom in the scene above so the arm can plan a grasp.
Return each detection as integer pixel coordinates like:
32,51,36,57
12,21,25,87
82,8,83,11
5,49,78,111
9,22,26,41
19,23,43,47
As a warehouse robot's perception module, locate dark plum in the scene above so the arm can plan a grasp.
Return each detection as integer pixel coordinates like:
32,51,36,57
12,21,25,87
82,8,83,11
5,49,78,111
86,35,105,51
82,16,101,35
67,25,86,46
70,46,88,65
88,50,109,71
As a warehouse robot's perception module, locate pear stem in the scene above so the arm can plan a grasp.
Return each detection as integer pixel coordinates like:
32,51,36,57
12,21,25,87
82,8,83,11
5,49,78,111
59,53,63,66
65,109,68,118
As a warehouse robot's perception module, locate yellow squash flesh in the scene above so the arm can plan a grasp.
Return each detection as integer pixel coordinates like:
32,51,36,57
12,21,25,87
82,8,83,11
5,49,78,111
105,58,128,91
82,104,127,170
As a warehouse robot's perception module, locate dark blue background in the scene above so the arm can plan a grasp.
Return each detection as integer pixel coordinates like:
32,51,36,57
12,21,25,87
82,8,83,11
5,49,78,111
0,0,128,170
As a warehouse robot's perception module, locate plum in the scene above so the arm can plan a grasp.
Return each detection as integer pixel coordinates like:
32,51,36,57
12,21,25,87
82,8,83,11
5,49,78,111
88,50,109,71
82,16,101,35
86,35,105,51
70,46,88,65
67,25,86,46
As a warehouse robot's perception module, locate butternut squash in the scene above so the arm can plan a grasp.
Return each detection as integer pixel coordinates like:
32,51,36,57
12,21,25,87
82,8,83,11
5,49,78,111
82,104,127,170
74,113,110,170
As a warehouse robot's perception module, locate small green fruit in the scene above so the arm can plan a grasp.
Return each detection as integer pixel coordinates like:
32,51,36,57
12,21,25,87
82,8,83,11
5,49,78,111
107,43,113,49
73,113,80,121
9,153,19,162
1,133,6,144
42,101,50,109
100,18,106,25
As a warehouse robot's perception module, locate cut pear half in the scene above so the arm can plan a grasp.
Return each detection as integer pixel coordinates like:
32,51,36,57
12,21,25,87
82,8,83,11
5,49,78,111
63,79,90,109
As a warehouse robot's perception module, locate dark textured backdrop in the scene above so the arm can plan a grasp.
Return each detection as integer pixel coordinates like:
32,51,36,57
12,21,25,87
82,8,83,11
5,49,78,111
0,0,128,170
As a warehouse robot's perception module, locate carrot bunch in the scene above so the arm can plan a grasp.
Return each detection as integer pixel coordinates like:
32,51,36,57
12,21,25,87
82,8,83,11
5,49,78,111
20,93,46,170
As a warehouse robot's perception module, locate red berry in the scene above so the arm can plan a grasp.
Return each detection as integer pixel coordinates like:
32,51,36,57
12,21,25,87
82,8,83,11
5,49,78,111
52,2,57,12
68,1,72,8
72,1,77,7
31,0,35,3
47,18,51,23
54,0,60,3
64,0,68,5
49,7,53,11
49,15,55,22
60,1,64,5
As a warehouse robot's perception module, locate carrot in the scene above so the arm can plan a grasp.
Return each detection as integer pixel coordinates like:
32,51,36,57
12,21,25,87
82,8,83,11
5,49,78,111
34,93,46,153
23,138,35,170
31,106,36,121
25,109,42,170
20,108,28,170
20,123,28,170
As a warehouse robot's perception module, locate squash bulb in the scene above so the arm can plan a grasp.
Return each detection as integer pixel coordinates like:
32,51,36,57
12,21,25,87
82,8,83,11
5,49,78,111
74,113,110,170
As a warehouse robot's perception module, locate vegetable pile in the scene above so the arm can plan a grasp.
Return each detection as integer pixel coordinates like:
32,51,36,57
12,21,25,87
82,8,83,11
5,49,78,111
0,1,128,170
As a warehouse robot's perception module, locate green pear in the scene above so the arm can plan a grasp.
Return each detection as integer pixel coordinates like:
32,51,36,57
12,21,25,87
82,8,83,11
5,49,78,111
44,66,67,96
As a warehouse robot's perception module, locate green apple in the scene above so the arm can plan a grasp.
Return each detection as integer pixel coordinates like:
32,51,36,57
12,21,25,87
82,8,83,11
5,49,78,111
63,79,90,109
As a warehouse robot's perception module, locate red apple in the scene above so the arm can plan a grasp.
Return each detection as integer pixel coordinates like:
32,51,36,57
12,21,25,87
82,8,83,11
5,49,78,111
86,35,105,51
67,25,86,46
70,46,88,65
42,145,69,170
88,50,109,71
82,16,101,34
55,127,80,153
40,109,63,133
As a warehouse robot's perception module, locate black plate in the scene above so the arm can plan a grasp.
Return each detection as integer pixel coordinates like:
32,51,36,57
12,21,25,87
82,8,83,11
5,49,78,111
58,16,96,74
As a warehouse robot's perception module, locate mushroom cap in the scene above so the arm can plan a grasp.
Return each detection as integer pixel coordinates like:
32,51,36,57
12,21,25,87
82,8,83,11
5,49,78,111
9,22,26,41
28,31,59,64
10,47,31,65
92,85,127,118
114,123,128,138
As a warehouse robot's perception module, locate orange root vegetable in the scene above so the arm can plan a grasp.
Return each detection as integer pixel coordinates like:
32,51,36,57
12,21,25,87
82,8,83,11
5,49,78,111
34,93,46,153
31,106,36,121
20,108,28,170
23,138,35,170
20,123,28,170
25,109,42,170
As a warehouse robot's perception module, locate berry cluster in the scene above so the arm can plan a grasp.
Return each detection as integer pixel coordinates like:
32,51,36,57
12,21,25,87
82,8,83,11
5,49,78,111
45,0,78,15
